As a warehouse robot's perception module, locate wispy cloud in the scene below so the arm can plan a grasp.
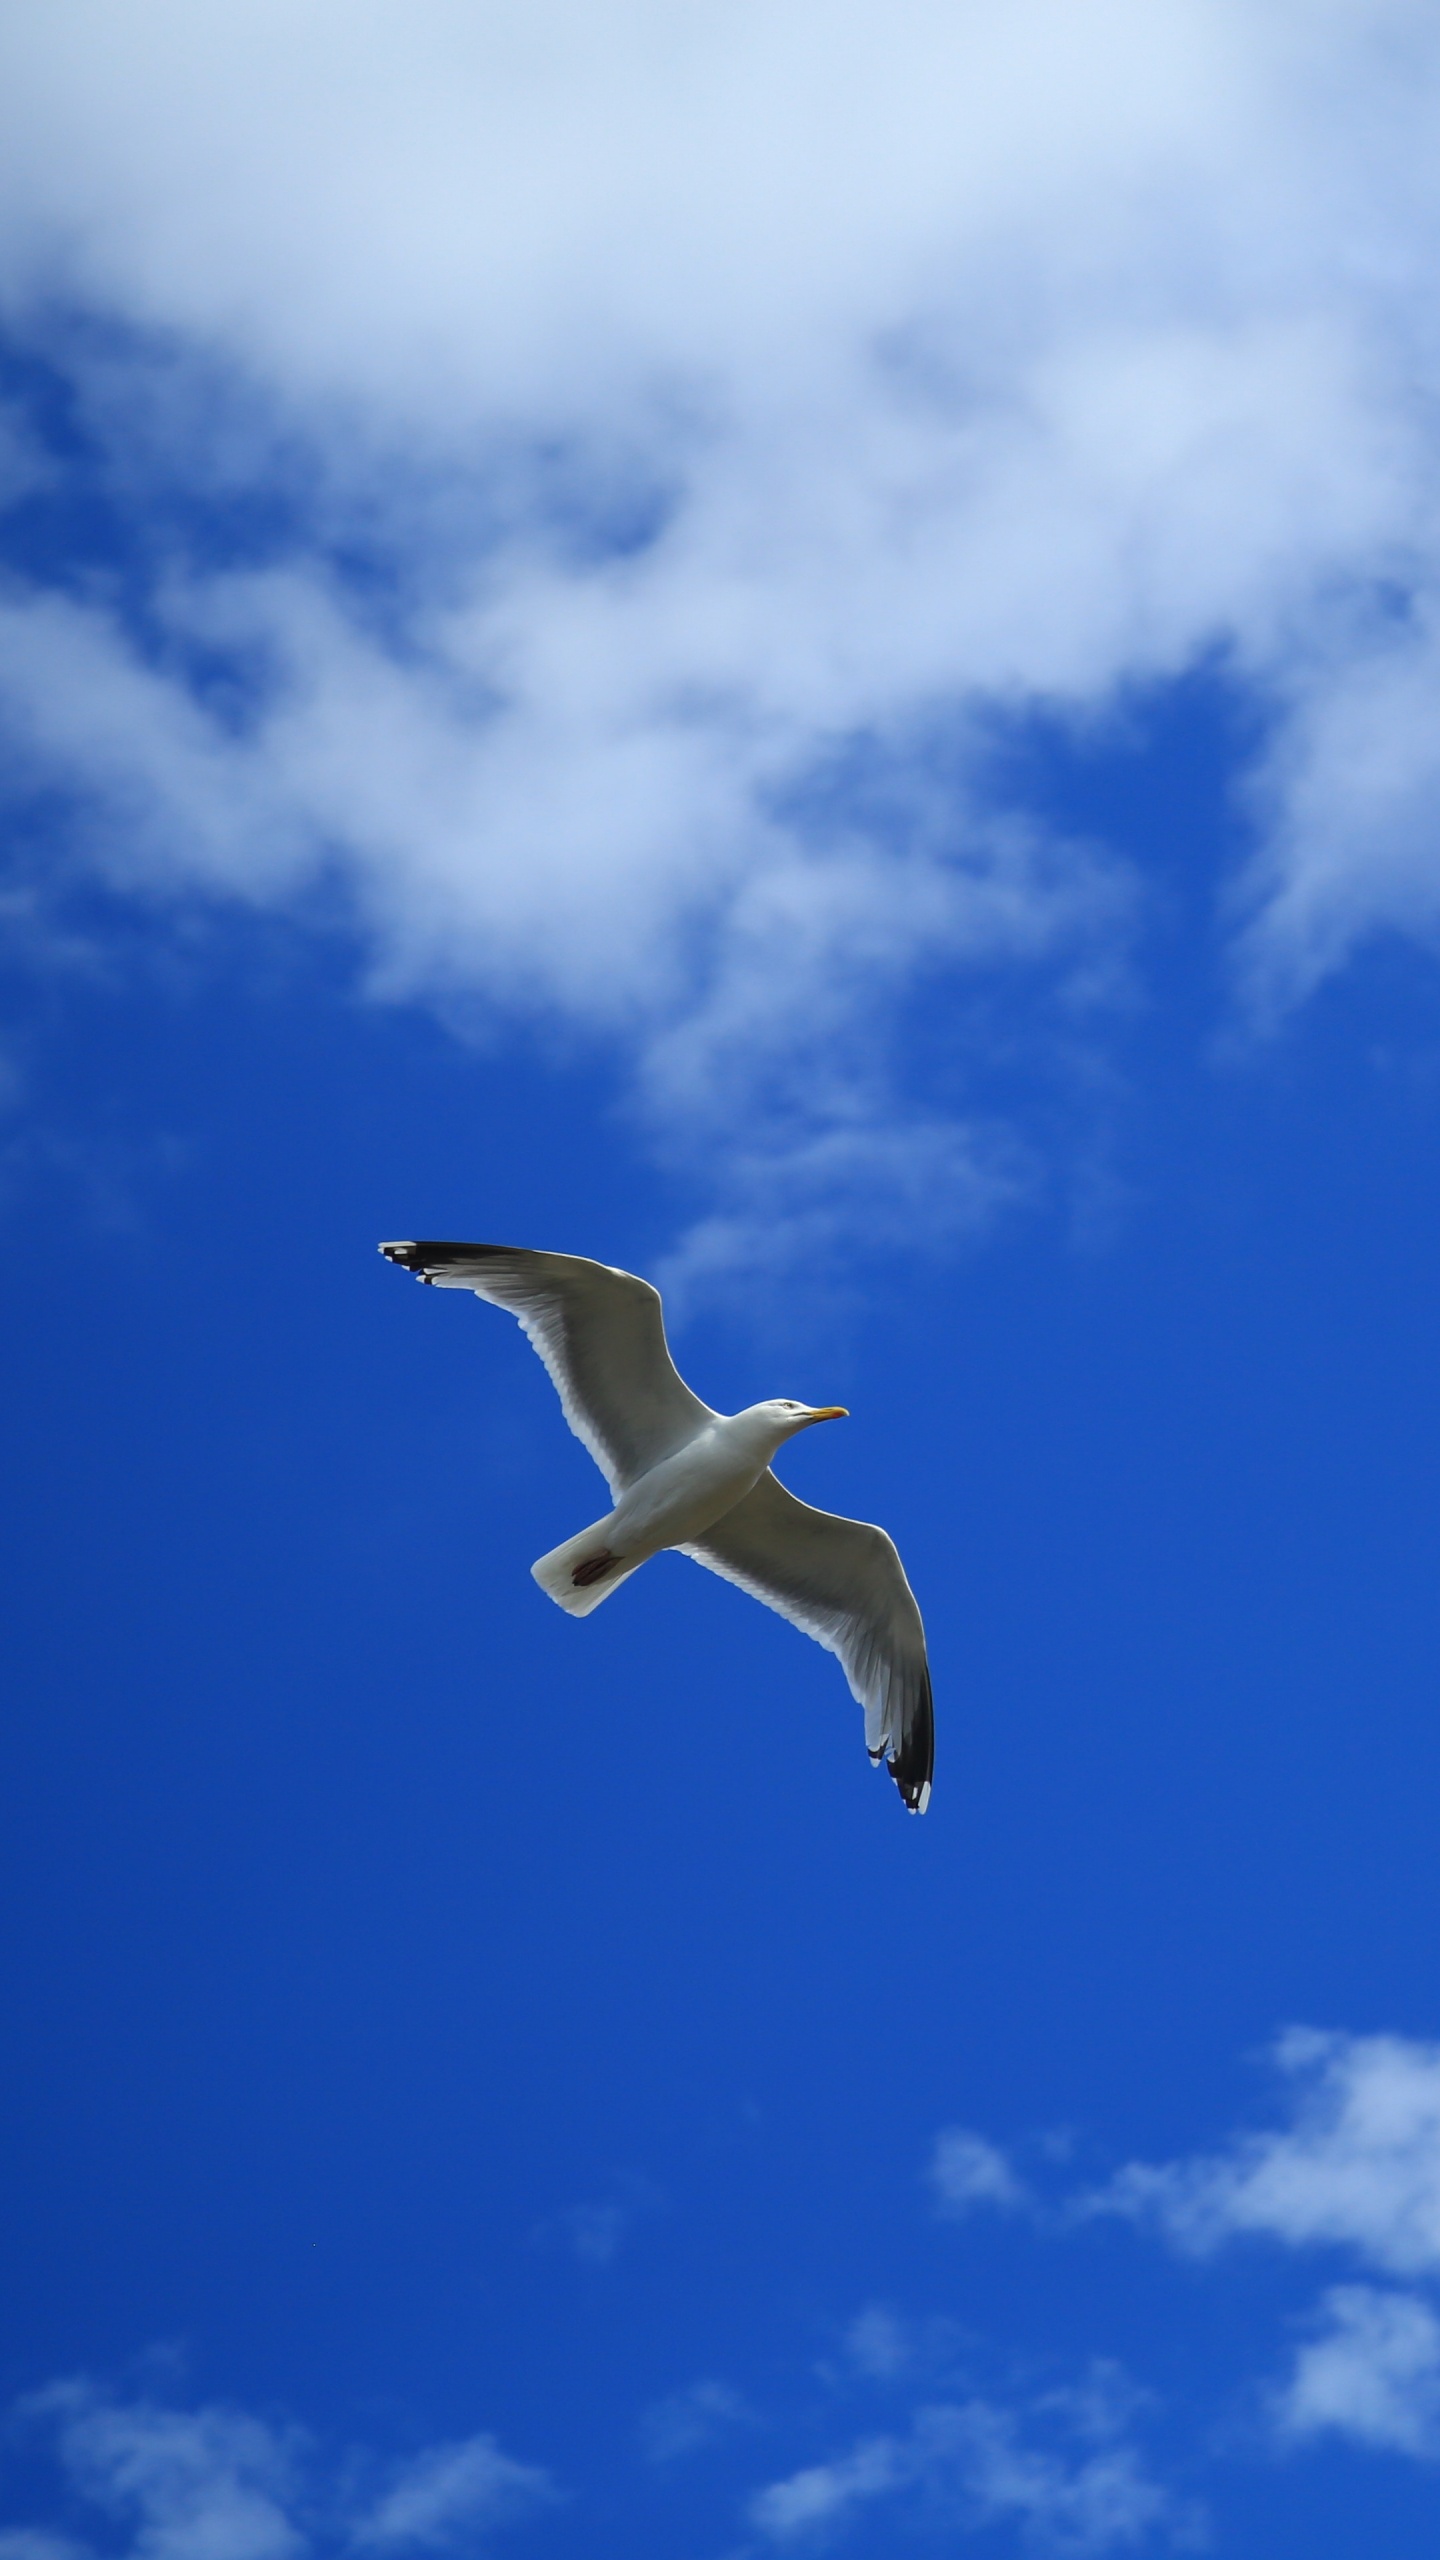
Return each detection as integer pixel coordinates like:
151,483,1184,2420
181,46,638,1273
6,2383,554,2560
636,2380,753,2465
353,2441,556,2549
748,2432,902,2541
0,2536,91,2560
536,2171,664,2268
746,2375,1197,2552
23,2382,308,2560
930,2126,1031,2219
840,2307,917,2383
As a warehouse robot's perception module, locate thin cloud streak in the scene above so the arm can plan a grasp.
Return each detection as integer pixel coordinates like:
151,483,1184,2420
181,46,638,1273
746,2385,1195,2551
354,2441,556,2549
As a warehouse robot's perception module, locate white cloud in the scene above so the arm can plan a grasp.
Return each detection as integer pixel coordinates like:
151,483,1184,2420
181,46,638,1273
353,2441,555,2550
8,2384,553,2560
942,2401,1189,2553
747,2386,1193,2550
1275,2284,1440,2458
748,2434,904,2540
24,2384,307,2560
931,2127,1030,2218
1093,2029,1440,2277
4,3,1440,1247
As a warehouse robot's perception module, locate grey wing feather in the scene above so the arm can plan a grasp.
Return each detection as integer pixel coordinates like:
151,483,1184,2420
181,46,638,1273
684,1470,934,1812
380,1241,714,1491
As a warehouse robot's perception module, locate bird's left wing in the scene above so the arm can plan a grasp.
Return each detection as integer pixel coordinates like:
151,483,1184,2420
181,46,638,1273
683,1471,934,1811
380,1241,715,1492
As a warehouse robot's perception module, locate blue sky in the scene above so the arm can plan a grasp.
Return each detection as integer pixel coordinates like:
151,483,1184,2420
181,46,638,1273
6,4,1440,2553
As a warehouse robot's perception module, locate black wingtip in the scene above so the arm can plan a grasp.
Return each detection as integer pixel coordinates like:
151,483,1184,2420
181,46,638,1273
379,1239,516,1282
379,1240,439,1284
887,1664,935,1814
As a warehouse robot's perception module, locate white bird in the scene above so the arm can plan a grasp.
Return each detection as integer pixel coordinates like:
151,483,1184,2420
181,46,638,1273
380,1240,933,1812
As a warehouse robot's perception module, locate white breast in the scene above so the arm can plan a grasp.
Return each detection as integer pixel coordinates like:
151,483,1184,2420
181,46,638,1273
611,1416,770,1556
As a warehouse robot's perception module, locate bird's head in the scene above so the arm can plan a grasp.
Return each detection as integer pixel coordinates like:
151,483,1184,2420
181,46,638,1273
749,1397,849,1447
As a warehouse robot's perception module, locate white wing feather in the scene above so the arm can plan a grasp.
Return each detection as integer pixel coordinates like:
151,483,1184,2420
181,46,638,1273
684,1471,934,1812
378,1241,715,1492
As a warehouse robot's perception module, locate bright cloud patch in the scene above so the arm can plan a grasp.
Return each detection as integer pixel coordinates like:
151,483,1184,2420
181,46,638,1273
1095,2028,1440,2276
3,3,1440,1259
1276,2285,1440,2459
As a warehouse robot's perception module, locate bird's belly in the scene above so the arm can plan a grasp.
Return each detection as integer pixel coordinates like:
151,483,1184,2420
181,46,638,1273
612,1440,760,1556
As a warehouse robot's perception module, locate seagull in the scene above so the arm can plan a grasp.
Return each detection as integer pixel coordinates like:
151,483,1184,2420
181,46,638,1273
380,1240,934,1812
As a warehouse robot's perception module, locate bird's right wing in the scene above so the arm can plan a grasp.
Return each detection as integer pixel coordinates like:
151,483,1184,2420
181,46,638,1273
684,1470,934,1812
380,1241,715,1492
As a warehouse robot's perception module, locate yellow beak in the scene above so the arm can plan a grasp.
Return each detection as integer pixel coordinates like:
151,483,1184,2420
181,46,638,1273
802,1405,849,1424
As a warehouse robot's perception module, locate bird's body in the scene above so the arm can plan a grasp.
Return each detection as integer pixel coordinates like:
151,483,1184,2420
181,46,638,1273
533,1403,833,1615
380,1240,934,1811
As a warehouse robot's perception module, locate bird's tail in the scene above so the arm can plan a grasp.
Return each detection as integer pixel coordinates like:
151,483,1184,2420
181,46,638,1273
531,1514,646,1617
